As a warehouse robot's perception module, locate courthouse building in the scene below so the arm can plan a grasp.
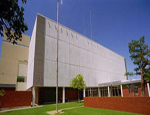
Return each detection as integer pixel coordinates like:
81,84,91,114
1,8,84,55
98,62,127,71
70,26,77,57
27,14,128,105
0,14,149,106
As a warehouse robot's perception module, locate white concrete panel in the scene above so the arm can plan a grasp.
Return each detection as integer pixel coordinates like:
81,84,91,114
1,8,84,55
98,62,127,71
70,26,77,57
79,48,88,67
87,69,96,87
69,45,80,66
87,51,94,69
16,82,27,91
27,17,37,89
58,63,69,86
45,35,57,61
93,53,97,69
70,32,78,46
59,26,69,43
44,60,56,86
58,41,69,63
69,65,79,81
79,67,89,85
45,19,57,39
27,60,34,89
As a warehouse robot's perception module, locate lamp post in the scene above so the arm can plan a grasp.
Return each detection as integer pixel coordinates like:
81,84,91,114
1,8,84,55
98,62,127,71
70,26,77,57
56,0,59,113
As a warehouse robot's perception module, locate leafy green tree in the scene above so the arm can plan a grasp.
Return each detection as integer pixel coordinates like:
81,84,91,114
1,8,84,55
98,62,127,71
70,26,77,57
144,66,150,81
0,0,28,44
128,36,150,96
125,72,134,76
70,74,86,102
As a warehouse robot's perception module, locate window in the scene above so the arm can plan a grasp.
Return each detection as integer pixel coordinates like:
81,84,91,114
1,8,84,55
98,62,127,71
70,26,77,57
134,86,138,93
48,22,51,28
66,31,68,36
61,28,63,33
55,25,57,31
17,76,25,82
76,35,78,40
71,33,73,38
100,87,108,97
86,88,98,97
92,88,98,97
110,86,121,97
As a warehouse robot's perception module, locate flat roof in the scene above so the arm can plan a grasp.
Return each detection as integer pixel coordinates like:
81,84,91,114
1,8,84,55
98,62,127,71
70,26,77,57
98,79,141,87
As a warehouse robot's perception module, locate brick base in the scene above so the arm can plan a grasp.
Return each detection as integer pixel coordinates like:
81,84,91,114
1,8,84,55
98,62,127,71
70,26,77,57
84,97,150,115
0,91,32,108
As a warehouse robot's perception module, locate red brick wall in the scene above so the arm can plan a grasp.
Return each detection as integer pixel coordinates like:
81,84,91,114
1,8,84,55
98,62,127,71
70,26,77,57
84,97,150,115
59,90,78,101
123,87,149,97
0,88,15,91
65,91,78,100
0,91,32,108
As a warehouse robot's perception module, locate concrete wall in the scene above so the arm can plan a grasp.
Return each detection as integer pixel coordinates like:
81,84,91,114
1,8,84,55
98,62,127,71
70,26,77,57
16,82,27,91
27,14,127,88
0,31,30,88
27,18,37,89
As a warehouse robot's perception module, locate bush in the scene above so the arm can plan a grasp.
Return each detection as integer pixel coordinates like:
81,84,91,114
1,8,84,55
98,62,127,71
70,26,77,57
17,76,25,82
0,90,5,97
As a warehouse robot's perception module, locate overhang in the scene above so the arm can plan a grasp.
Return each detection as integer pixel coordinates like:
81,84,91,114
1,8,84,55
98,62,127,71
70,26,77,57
98,80,121,87
0,84,16,88
98,79,141,87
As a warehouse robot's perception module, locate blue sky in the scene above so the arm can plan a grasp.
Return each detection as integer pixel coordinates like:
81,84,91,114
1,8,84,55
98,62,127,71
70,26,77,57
0,0,150,80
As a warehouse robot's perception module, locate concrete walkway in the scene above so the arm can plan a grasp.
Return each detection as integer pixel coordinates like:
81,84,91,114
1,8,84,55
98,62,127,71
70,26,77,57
0,105,43,113
47,106,84,115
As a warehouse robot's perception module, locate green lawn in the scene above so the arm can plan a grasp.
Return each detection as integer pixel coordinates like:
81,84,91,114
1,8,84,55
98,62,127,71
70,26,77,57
1,102,141,115
61,107,141,115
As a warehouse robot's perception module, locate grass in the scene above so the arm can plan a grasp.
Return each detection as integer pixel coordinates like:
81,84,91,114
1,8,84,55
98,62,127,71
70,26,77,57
61,107,141,115
1,102,141,115
1,102,83,115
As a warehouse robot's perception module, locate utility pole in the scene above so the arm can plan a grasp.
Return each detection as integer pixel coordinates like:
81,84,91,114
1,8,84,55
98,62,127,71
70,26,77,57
56,0,59,113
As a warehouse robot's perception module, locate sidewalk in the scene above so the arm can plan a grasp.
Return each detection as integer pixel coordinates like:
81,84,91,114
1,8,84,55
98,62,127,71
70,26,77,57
47,106,84,115
0,105,43,113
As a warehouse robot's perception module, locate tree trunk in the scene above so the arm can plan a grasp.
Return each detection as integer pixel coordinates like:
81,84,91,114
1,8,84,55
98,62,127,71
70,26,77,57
141,69,145,97
78,90,80,103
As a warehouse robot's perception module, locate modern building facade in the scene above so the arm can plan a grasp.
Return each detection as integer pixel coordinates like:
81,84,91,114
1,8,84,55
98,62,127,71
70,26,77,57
27,14,128,105
0,30,30,91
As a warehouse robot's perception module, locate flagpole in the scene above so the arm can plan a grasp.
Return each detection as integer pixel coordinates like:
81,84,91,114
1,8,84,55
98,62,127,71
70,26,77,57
56,0,59,113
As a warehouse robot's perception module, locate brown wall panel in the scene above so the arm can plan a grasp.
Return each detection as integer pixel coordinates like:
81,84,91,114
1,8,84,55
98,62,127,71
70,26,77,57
33,14,45,86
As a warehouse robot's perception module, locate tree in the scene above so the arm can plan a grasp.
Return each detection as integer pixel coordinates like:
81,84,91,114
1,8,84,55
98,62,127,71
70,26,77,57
70,74,86,103
0,0,28,44
125,72,134,76
128,36,150,96
144,66,150,81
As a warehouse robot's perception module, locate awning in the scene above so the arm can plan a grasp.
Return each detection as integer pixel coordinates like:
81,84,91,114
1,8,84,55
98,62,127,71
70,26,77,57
98,79,141,87
98,80,121,87
121,79,141,85
0,84,16,88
